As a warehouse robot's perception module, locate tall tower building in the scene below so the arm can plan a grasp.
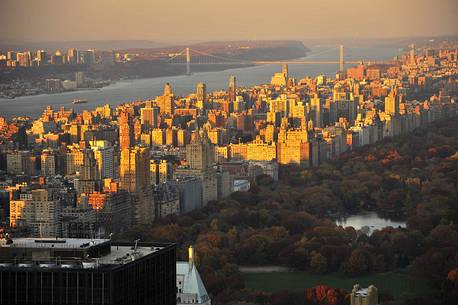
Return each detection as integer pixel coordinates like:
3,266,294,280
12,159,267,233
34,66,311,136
36,50,47,65
119,110,134,149
409,44,415,65
228,75,236,102
186,130,215,171
158,83,175,115
120,147,153,224
119,147,150,192
67,48,78,64
141,105,159,130
164,82,173,96
384,88,399,116
311,94,323,128
339,45,344,72
196,82,207,102
178,129,218,206
282,64,289,78
80,149,98,180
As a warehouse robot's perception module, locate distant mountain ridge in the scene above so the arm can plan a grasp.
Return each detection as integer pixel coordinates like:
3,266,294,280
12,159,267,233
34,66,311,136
120,40,309,61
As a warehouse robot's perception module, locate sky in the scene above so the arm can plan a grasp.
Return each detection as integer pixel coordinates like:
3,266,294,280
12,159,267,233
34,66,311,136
0,0,457,43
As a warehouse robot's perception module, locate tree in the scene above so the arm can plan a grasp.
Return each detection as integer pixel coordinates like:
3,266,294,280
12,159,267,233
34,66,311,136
304,285,347,305
310,251,328,274
342,249,372,276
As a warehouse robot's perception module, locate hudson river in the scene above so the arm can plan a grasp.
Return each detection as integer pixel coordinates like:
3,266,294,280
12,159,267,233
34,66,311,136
0,47,400,118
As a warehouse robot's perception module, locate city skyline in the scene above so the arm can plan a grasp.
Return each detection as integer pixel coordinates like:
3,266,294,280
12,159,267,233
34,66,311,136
0,2,457,304
1,0,457,43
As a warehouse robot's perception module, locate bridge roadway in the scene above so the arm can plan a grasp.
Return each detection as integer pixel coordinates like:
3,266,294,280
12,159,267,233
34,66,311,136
169,60,384,65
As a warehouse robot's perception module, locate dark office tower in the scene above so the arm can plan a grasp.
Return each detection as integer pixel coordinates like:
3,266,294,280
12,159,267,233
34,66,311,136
0,238,176,305
67,48,78,64
197,82,207,102
282,64,289,78
119,110,134,149
228,75,236,102
15,125,28,149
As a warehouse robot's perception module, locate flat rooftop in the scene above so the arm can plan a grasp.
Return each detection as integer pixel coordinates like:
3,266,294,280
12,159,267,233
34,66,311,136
0,238,109,249
0,238,168,269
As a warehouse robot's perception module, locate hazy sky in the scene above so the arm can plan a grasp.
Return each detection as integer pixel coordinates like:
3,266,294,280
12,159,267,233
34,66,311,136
1,0,457,43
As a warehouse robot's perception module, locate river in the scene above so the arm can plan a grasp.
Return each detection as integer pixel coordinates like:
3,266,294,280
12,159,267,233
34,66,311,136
0,47,401,118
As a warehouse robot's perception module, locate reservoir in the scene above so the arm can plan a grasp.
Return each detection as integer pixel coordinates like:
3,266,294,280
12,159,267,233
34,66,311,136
336,211,407,234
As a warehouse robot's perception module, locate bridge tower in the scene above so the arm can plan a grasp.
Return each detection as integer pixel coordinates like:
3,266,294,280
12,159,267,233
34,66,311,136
339,45,344,72
186,47,191,75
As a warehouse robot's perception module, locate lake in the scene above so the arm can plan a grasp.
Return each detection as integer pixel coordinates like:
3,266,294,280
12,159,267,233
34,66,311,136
336,211,406,234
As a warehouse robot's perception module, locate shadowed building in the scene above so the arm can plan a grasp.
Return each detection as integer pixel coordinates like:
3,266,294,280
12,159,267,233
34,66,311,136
0,238,176,305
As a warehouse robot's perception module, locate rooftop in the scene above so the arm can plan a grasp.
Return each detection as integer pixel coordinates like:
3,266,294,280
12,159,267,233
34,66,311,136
0,238,109,249
0,238,168,269
177,261,210,303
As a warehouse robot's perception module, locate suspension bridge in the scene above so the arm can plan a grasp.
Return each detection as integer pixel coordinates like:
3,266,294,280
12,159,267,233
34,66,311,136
166,45,385,75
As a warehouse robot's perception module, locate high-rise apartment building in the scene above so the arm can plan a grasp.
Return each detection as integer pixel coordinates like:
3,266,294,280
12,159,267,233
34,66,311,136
119,147,153,224
119,110,134,149
157,83,175,115
10,189,60,237
67,48,78,64
228,75,237,102
384,88,399,116
141,105,159,130
186,130,215,171
197,82,207,102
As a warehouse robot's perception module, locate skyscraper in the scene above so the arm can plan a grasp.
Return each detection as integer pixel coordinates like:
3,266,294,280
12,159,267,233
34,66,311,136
120,146,153,224
228,75,236,102
311,94,323,128
67,48,78,64
197,82,207,102
384,88,399,116
0,238,176,305
141,105,159,130
282,64,289,78
339,45,344,72
119,110,134,149
158,83,175,115
36,50,47,65
409,44,415,66
186,130,215,171
164,82,173,96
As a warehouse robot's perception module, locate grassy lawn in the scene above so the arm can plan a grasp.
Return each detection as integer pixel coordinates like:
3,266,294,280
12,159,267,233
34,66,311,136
242,271,429,298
